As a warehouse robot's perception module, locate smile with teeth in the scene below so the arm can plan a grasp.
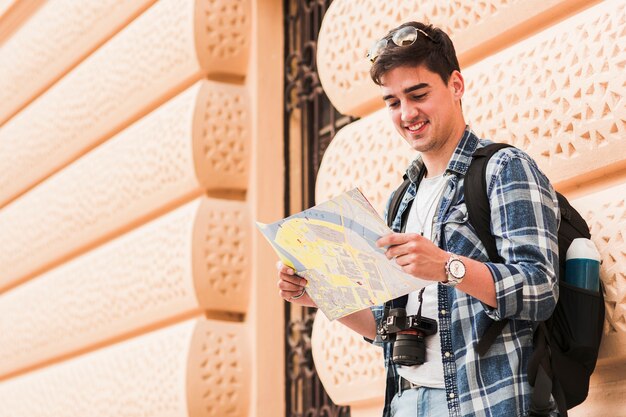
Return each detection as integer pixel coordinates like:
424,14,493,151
406,121,427,132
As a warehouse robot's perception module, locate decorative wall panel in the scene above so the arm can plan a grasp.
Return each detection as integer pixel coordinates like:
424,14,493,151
0,0,155,125
0,197,250,378
0,80,249,291
316,0,597,116
573,183,626,361
0,0,251,207
187,319,250,417
315,109,413,215
463,0,625,188
312,314,384,408
0,318,250,417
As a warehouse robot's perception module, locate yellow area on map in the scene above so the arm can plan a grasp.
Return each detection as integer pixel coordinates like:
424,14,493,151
275,217,358,287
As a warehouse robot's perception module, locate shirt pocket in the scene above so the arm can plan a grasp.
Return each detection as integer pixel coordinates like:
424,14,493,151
443,203,469,228
442,203,486,259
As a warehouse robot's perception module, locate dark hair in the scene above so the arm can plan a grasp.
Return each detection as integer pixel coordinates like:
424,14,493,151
370,22,461,85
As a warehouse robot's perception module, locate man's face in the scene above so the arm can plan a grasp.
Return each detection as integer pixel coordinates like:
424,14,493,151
379,65,464,154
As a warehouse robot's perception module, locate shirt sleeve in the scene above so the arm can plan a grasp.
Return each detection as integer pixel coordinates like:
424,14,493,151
480,148,560,321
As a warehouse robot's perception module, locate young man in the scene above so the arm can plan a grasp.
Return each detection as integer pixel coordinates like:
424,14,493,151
278,22,560,417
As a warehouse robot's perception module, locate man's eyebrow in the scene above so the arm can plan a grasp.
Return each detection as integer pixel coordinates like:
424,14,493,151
404,83,429,94
382,83,430,101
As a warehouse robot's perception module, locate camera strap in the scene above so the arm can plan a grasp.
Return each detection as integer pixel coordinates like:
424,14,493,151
415,287,426,320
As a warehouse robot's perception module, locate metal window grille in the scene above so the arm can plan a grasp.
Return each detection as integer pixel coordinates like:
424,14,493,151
283,0,354,416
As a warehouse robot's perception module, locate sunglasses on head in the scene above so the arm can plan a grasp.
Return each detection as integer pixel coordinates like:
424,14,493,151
366,26,433,63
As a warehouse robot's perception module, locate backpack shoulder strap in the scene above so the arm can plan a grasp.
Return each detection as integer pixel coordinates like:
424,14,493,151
387,176,411,228
387,165,427,230
466,143,513,356
465,142,513,263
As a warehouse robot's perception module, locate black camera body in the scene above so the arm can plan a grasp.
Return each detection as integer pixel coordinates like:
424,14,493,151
377,307,438,366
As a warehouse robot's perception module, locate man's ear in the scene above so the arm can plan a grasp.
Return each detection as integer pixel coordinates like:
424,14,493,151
449,70,464,99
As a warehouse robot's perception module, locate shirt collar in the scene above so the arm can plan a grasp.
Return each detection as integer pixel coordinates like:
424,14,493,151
405,127,480,183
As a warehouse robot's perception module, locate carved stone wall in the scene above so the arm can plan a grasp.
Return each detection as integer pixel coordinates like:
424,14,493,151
0,0,285,416
0,0,250,208
314,0,626,416
0,318,250,417
0,80,248,291
0,0,155,125
463,1,625,187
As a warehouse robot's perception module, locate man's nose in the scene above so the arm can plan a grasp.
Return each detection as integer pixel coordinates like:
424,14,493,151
401,103,418,122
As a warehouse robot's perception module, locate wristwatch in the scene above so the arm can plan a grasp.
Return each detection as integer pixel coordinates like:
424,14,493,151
444,253,466,287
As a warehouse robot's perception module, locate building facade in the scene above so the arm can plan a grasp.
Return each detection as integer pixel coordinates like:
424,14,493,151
0,0,623,416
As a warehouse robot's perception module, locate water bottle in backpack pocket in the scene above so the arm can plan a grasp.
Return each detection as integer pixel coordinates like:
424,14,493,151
564,238,601,292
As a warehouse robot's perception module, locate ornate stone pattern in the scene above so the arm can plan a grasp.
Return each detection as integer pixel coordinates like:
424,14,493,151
0,320,197,416
187,320,249,417
317,0,519,116
0,83,204,290
0,200,207,378
0,0,246,207
194,199,250,313
573,184,626,350
311,312,385,405
199,0,250,64
0,0,154,124
194,82,249,190
463,1,625,185
315,108,413,214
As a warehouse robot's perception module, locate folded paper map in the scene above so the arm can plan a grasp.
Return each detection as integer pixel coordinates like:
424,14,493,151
256,188,428,320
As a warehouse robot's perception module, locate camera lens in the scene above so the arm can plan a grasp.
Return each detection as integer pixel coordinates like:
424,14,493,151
392,333,426,366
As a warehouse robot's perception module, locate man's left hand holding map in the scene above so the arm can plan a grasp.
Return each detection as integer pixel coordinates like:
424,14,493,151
256,188,429,321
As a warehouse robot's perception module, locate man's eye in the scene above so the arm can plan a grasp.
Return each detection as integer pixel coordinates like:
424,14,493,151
412,94,427,100
386,101,399,108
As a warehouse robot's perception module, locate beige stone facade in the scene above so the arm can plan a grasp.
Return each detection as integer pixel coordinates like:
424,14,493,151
0,1,623,417
0,0,283,416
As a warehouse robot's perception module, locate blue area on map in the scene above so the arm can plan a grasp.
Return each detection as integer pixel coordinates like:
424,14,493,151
284,208,383,252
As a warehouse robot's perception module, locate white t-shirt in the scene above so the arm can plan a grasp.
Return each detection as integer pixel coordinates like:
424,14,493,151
396,173,447,388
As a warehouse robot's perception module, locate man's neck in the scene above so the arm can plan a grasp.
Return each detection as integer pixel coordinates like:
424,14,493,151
421,124,466,178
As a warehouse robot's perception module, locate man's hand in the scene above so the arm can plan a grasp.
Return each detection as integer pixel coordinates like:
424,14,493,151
276,261,317,307
377,233,448,282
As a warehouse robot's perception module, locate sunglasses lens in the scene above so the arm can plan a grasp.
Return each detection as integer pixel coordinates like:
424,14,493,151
367,39,388,62
392,26,417,46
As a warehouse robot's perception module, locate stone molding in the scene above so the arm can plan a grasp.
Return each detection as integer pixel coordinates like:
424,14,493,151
0,197,250,378
0,0,251,208
0,318,250,417
0,80,249,291
316,0,599,117
0,0,155,125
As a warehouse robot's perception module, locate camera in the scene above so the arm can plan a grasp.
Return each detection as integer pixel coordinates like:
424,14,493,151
377,307,437,366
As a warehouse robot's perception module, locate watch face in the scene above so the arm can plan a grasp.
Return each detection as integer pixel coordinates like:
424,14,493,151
449,259,466,278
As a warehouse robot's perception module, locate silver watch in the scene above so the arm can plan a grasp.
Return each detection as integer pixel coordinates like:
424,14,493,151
444,253,466,287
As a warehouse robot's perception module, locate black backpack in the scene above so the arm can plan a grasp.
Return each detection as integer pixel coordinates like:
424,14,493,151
388,143,605,416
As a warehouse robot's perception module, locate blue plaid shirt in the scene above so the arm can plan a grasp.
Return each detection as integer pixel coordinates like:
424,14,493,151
372,129,560,417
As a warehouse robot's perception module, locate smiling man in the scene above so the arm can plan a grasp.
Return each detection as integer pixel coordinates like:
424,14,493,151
278,22,560,417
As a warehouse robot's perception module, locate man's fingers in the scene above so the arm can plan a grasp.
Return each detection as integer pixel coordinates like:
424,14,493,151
276,261,296,276
277,277,307,292
377,232,419,248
